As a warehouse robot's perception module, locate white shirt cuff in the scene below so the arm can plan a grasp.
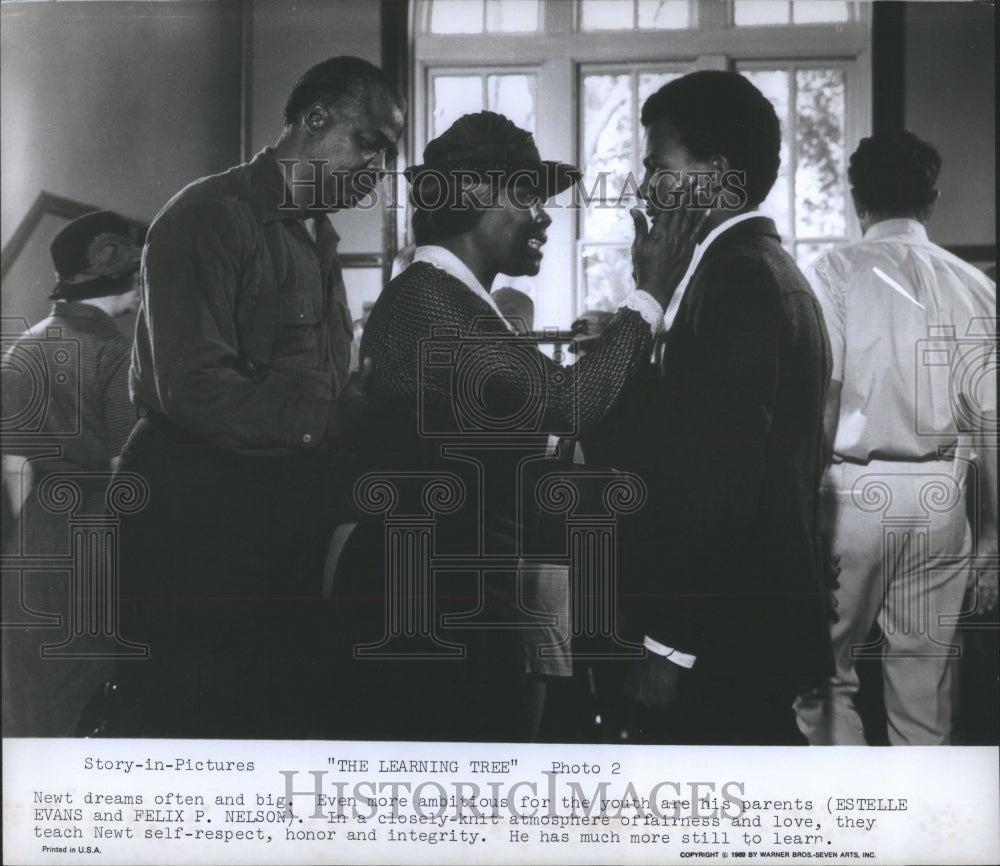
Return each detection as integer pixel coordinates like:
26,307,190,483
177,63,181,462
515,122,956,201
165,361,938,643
619,290,665,336
643,635,696,668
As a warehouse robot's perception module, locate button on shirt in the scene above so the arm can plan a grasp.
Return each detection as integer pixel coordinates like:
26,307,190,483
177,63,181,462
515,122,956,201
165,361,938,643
131,149,354,453
805,218,996,463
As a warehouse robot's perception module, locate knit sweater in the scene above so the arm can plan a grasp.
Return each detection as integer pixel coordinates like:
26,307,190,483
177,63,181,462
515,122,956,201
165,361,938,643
360,261,654,443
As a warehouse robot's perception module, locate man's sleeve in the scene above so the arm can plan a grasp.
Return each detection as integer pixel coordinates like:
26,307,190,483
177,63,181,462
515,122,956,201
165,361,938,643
969,344,998,546
141,200,329,450
99,337,138,462
635,259,781,656
805,254,845,383
442,300,657,441
557,303,658,435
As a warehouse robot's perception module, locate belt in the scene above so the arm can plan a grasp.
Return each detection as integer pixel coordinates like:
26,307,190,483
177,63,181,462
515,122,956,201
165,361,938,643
833,450,956,466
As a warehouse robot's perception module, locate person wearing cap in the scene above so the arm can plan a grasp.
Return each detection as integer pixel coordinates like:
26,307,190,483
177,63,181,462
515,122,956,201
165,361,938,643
112,56,405,738
795,132,997,745
1,210,142,736
331,110,707,741
363,109,706,447
595,72,835,745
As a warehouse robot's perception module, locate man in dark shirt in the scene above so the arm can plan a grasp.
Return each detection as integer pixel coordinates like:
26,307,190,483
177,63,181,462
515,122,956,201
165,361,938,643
2,210,141,735
114,56,405,738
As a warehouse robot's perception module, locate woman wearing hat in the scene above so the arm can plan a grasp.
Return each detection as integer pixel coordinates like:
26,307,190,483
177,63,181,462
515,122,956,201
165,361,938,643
331,112,707,742
2,210,143,736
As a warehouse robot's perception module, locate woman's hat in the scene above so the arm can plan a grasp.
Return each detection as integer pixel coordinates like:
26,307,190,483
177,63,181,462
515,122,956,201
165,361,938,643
405,111,580,199
50,210,144,301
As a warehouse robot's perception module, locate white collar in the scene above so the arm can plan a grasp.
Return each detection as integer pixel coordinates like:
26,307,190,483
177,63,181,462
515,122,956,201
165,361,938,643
862,218,929,244
663,210,765,331
411,245,514,329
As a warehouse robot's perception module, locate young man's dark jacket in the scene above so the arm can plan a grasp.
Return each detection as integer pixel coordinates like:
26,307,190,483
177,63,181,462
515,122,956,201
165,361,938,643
594,216,835,688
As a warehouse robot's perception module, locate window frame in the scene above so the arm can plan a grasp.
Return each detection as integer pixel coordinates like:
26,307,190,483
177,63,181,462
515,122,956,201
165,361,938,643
416,0,542,35
426,65,542,141
737,58,860,261
731,0,862,29
577,0,698,32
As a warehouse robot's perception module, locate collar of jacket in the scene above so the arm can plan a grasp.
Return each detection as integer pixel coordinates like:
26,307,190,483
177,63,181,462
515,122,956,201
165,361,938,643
699,214,781,258
661,214,781,332
243,148,340,242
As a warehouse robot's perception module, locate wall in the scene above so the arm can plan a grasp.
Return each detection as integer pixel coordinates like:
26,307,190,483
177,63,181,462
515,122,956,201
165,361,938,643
1,0,243,324
904,1,995,248
249,0,387,322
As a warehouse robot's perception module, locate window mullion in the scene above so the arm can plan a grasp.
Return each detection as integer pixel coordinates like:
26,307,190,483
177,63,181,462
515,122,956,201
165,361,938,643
632,69,640,189
696,0,729,32
788,65,798,250
546,0,573,34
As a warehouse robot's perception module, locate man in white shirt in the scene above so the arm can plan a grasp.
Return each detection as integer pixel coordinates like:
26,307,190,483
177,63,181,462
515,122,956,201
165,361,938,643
797,131,997,745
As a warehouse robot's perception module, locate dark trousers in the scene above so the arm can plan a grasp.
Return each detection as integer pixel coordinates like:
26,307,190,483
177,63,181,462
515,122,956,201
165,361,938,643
113,414,342,738
613,668,806,746
329,518,537,742
3,479,115,736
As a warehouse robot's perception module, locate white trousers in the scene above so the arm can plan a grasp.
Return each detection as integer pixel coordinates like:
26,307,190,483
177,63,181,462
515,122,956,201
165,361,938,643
796,458,971,745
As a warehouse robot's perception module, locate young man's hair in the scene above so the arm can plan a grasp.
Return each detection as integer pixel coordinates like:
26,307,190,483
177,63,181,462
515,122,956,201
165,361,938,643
848,131,941,217
641,71,781,209
283,56,403,124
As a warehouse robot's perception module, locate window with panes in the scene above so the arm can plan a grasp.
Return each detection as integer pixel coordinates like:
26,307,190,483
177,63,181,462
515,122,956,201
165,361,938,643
409,0,870,326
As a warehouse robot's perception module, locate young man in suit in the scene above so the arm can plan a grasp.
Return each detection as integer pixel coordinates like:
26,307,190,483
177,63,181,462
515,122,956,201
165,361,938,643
608,71,835,744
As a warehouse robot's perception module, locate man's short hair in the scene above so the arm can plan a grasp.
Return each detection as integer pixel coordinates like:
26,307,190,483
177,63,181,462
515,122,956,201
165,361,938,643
283,56,403,124
640,71,781,209
848,131,941,217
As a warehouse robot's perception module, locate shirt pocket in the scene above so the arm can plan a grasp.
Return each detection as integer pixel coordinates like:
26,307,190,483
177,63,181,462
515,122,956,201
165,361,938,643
278,291,323,325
